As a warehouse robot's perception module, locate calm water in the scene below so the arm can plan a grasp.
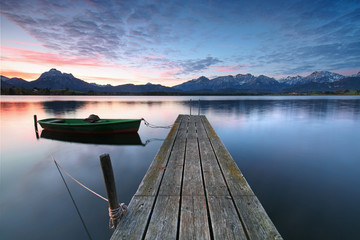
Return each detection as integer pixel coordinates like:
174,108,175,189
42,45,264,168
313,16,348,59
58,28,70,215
1,96,360,240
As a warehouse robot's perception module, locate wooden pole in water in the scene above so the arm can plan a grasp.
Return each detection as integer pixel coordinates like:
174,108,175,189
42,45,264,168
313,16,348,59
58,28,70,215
34,115,38,131
34,115,39,139
100,154,120,229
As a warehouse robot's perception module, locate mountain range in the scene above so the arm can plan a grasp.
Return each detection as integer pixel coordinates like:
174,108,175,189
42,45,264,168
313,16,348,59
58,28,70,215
1,68,360,94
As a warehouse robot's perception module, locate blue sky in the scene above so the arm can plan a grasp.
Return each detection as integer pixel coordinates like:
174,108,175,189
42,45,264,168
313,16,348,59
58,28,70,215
1,0,359,86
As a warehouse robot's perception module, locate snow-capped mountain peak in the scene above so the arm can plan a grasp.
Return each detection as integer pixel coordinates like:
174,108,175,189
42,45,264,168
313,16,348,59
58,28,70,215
304,71,345,83
280,71,346,85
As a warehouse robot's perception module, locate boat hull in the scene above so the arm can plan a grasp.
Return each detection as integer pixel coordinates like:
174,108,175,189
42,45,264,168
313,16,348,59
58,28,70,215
37,118,142,134
40,130,143,145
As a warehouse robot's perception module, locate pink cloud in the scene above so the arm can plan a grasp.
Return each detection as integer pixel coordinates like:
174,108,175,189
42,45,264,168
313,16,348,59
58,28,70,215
1,45,110,67
6,40,42,47
0,70,39,80
160,68,182,78
0,46,190,86
0,46,141,80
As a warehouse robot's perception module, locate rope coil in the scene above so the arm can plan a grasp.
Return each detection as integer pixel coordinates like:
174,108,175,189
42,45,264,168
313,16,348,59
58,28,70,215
109,203,127,229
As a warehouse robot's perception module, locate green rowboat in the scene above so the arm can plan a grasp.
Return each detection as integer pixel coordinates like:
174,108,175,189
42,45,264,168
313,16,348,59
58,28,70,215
37,118,142,134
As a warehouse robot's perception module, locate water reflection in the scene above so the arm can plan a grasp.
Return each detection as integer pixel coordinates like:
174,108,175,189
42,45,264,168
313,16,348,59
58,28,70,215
40,131,143,146
1,96,360,240
197,99,360,120
42,101,88,114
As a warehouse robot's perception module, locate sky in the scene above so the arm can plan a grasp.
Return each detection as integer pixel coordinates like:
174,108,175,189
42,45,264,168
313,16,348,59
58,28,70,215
1,0,359,86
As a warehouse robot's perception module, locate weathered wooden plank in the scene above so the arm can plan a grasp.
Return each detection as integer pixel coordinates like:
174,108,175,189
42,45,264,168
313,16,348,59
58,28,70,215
182,121,204,196
195,116,247,239
200,115,254,196
111,196,154,240
178,116,210,238
196,116,229,196
233,196,283,240
135,115,182,196
187,115,197,139
179,196,210,240
208,196,248,240
158,119,187,196
144,196,180,240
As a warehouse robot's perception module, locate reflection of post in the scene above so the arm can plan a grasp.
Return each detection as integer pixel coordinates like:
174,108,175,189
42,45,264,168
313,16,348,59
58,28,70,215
34,115,39,139
190,99,192,116
100,154,120,229
198,99,200,115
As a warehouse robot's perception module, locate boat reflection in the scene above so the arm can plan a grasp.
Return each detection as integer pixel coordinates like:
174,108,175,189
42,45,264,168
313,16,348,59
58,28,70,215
40,130,143,146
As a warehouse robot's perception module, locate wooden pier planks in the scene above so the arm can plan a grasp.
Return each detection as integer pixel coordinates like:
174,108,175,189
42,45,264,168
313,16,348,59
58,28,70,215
111,115,282,240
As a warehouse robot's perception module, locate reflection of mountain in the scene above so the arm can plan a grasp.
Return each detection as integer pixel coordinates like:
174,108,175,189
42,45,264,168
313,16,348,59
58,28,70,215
40,130,143,145
197,98,360,119
42,101,88,114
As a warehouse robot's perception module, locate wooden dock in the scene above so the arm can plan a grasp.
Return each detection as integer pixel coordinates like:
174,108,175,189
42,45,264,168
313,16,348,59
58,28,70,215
111,115,282,240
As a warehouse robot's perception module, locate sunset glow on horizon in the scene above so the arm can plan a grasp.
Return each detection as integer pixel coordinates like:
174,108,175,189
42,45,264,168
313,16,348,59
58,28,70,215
1,0,359,87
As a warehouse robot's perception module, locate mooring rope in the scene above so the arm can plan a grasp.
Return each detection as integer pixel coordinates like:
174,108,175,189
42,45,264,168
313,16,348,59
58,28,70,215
53,156,93,240
52,156,127,229
53,156,108,202
142,118,173,129
143,138,165,146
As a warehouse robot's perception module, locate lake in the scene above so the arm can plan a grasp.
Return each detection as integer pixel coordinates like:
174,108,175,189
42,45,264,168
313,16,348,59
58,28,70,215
1,95,360,240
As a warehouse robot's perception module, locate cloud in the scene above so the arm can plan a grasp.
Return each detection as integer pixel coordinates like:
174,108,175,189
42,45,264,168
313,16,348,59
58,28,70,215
206,64,246,73
129,55,222,76
255,40,360,76
178,57,222,74
0,70,40,79
1,0,130,59
279,65,316,76
6,40,42,46
0,0,210,60
1,0,360,80
0,45,124,68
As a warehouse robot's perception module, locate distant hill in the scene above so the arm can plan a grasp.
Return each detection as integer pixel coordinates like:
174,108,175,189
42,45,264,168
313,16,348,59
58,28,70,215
93,82,174,93
1,69,359,94
283,77,360,93
173,74,282,92
5,77,30,88
1,68,174,93
1,76,10,82
279,71,346,86
1,80,13,89
26,68,95,92
172,71,359,93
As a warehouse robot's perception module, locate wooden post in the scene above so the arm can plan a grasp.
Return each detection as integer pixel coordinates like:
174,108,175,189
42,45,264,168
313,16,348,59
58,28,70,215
34,115,39,139
34,115,38,132
100,154,120,229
